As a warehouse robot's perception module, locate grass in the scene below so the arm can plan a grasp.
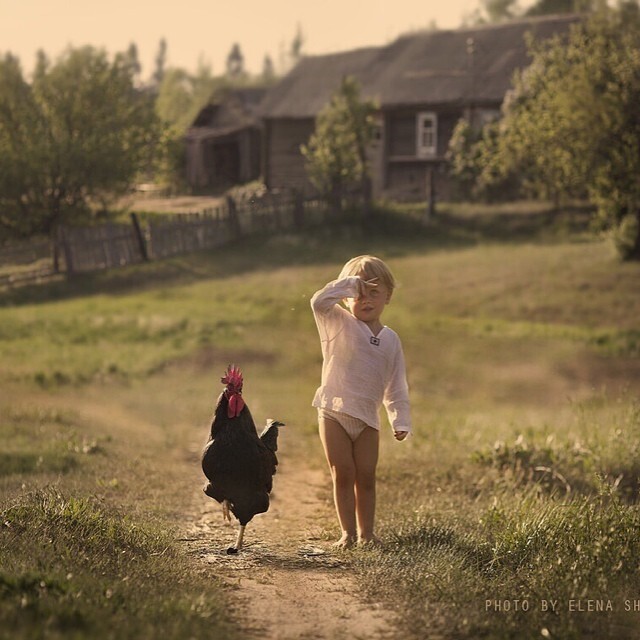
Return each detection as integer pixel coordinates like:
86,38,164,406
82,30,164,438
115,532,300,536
1,488,235,640
0,200,639,638
358,396,640,639
355,490,640,639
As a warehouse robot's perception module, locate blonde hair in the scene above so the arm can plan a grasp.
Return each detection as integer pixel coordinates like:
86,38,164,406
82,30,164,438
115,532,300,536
338,255,396,292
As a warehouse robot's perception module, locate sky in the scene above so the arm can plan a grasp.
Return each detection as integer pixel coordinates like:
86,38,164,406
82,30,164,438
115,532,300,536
0,0,536,79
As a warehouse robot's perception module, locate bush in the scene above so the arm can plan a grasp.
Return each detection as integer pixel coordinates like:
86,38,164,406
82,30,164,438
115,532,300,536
612,213,640,261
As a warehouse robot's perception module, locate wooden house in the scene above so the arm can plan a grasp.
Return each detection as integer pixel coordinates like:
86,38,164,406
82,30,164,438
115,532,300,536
185,87,266,190
259,15,580,202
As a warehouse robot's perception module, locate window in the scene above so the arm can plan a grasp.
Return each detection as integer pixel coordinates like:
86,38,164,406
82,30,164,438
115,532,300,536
416,112,437,158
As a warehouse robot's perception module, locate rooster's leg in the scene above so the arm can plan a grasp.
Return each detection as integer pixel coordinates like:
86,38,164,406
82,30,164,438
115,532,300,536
227,524,246,555
235,525,246,550
222,500,231,522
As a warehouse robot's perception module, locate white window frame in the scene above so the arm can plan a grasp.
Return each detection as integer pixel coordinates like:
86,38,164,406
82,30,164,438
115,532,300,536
416,112,437,158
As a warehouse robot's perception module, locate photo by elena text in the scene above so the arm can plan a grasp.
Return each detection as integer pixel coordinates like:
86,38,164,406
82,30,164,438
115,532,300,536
485,599,640,613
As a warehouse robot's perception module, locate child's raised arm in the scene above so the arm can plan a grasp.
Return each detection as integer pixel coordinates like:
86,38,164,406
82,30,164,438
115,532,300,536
310,276,361,314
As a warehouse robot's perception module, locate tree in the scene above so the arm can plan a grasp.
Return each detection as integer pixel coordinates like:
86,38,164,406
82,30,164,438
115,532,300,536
276,25,306,74
151,38,167,90
446,118,519,201
465,0,519,24
474,3,640,259
155,67,200,131
301,76,377,214
524,0,605,16
154,60,230,132
226,43,245,78
261,54,275,81
290,24,305,67
119,42,142,83
466,0,604,23
483,0,519,22
0,55,43,236
0,46,159,239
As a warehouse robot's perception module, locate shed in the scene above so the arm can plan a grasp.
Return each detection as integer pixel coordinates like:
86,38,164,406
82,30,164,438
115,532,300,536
185,87,266,190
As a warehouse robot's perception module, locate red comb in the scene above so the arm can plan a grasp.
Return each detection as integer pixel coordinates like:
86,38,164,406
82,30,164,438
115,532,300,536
221,364,243,390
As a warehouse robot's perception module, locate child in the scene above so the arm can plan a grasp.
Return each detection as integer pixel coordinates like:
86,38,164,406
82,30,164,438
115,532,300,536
310,255,411,548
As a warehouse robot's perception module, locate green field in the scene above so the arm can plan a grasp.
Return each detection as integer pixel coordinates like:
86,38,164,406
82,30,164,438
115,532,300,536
1,203,639,639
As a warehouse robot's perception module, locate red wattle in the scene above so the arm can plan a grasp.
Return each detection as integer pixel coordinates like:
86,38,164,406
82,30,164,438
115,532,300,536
227,393,245,418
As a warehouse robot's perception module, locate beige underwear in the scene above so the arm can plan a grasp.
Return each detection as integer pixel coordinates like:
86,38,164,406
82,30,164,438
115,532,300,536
318,408,373,442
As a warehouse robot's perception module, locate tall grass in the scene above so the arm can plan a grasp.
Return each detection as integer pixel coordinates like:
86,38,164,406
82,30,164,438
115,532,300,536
355,491,640,639
356,397,640,639
1,488,236,640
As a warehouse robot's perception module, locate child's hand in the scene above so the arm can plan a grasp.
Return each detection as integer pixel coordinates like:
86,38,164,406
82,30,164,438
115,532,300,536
394,430,409,441
357,276,378,299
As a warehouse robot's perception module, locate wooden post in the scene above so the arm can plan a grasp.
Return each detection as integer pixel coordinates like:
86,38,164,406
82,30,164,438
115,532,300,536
293,190,304,230
425,165,436,222
130,212,149,261
226,195,242,239
362,175,373,219
51,227,61,274
59,226,74,275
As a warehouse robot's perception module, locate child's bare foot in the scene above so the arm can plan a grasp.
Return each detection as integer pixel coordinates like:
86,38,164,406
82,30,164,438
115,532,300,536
332,534,356,550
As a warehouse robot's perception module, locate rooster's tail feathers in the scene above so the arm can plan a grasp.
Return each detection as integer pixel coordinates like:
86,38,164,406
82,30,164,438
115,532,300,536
260,419,284,452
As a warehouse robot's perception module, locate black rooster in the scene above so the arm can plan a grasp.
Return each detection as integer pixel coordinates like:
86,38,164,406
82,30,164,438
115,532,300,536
201,365,284,554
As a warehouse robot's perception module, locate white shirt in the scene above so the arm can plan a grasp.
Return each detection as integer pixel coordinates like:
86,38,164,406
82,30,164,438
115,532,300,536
310,276,411,433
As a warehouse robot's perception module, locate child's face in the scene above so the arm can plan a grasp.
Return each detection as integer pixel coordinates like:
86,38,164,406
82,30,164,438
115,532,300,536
346,275,391,325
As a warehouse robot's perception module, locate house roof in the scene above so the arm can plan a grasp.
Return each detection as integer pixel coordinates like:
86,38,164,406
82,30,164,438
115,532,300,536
258,46,382,119
185,123,249,142
259,14,580,118
187,87,267,138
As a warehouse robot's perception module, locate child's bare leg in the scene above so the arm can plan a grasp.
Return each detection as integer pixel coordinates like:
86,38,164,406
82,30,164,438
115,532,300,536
353,426,379,543
319,416,357,547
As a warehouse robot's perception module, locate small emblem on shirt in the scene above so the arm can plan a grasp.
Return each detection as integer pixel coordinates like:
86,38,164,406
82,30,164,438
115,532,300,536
370,336,380,346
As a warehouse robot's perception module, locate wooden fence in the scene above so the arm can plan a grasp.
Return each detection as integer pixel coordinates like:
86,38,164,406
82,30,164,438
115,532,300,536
58,222,146,273
0,239,55,287
147,208,231,260
0,191,326,283
146,191,303,260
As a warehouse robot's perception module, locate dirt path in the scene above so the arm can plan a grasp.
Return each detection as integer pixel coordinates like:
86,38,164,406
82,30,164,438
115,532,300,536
181,438,399,640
